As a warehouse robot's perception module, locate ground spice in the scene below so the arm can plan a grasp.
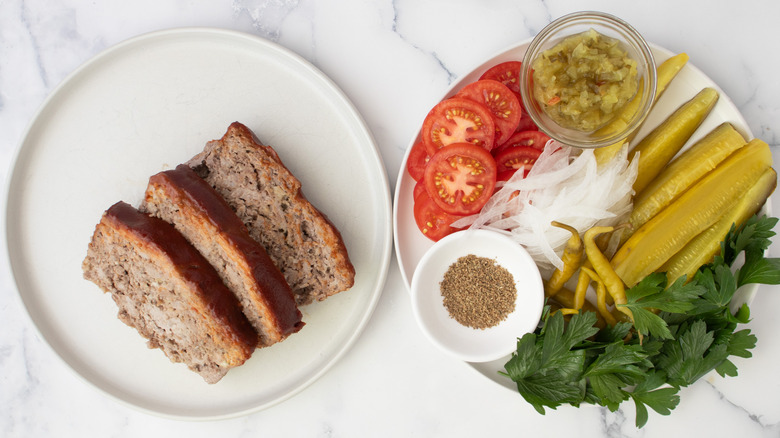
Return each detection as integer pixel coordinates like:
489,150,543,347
440,254,517,329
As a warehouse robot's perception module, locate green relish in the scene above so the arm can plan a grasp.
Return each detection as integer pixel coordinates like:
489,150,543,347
532,28,639,132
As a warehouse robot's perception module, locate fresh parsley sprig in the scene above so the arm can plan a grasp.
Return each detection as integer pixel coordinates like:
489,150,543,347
503,214,780,428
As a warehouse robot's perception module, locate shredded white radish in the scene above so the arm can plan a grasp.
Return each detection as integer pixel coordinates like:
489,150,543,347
452,140,638,276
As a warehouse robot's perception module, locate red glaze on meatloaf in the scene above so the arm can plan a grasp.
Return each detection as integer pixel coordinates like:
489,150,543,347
83,201,257,384
142,165,304,347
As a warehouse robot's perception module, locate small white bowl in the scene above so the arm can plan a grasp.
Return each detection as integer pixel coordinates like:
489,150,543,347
410,229,544,363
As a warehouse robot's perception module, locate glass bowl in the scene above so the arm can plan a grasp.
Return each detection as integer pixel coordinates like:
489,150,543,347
519,11,657,149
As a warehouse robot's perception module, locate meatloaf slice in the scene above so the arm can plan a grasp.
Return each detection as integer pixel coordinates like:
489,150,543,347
141,165,304,347
187,122,356,306
82,201,257,384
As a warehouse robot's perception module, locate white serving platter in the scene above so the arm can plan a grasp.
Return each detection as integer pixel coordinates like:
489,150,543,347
393,39,759,391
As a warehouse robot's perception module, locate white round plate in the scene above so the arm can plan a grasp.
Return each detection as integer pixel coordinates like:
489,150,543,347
4,28,392,419
393,39,758,390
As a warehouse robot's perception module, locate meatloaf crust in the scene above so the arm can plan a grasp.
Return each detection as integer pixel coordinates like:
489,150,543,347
82,201,257,384
187,122,356,305
142,164,304,347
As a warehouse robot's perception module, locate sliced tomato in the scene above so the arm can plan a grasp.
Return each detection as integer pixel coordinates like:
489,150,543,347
413,179,427,200
495,130,551,155
423,143,497,216
496,169,518,182
494,145,541,179
413,191,462,242
479,61,543,134
508,130,550,150
456,79,522,146
406,141,429,181
514,108,539,133
479,61,523,95
420,97,496,156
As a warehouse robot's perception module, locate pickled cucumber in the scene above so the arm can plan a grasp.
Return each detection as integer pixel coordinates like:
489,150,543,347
629,87,719,193
629,122,746,233
611,138,773,287
662,167,777,285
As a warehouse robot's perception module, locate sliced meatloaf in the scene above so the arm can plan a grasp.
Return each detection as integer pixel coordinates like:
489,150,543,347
187,122,356,306
141,164,304,347
82,201,257,384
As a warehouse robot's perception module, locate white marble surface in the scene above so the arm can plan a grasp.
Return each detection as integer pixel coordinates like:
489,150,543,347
2,1,780,436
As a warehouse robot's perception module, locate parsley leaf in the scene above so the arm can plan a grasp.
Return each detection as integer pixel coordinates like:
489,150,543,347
620,273,705,340
738,256,780,285
584,342,651,409
719,215,777,266
629,370,680,428
727,329,757,358
656,319,729,387
541,309,599,372
626,306,672,340
594,321,633,343
504,311,599,413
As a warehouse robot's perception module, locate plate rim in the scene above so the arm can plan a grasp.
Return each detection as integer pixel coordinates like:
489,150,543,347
3,26,393,420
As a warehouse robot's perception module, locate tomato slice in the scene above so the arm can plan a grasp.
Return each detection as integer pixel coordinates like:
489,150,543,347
413,179,427,200
479,61,543,135
456,79,522,146
494,145,541,178
479,61,523,95
423,143,497,216
406,141,429,181
420,97,496,156
496,169,518,182
495,130,551,155
514,108,539,133
508,130,550,150
413,191,462,242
